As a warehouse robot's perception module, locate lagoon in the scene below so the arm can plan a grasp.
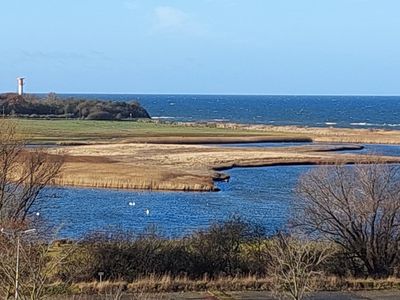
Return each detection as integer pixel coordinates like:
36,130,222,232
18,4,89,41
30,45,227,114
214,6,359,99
37,143,400,238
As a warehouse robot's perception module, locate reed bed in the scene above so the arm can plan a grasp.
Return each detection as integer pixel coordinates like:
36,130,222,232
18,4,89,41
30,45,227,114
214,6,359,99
205,122,400,144
69,276,400,295
55,162,215,191
50,142,400,191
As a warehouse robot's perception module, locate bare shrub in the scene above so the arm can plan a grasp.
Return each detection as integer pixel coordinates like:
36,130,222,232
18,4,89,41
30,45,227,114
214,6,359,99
187,216,264,277
0,119,66,299
295,162,400,277
268,234,333,300
0,119,63,224
61,218,267,282
0,232,76,300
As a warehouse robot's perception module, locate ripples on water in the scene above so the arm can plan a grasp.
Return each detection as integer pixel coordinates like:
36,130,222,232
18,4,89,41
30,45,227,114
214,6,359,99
38,166,304,238
37,144,400,238
61,94,400,130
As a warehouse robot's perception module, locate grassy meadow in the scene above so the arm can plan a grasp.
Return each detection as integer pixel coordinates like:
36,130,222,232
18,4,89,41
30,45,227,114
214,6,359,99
14,119,297,144
12,118,400,145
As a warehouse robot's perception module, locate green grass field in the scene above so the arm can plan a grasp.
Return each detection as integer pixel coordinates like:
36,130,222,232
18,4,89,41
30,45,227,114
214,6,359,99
13,119,292,143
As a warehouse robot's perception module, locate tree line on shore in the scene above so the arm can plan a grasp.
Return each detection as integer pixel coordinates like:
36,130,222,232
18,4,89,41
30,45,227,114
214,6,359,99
0,93,150,120
0,119,400,300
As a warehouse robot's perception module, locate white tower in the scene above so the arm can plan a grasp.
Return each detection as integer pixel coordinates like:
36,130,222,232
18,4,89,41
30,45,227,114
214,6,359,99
17,77,25,95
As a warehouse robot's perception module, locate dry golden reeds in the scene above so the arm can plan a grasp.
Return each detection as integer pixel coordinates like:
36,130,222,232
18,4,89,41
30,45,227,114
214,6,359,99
69,275,400,295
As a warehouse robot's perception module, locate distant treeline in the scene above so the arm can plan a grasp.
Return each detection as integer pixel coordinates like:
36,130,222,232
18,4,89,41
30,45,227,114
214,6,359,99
0,93,150,120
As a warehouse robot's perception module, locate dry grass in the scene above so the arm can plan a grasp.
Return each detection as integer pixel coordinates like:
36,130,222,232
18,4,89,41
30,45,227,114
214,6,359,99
69,275,400,295
72,276,273,294
49,143,400,191
205,122,400,144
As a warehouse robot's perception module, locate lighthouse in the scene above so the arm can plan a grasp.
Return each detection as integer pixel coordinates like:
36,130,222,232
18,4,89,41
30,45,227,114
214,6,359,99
17,77,25,95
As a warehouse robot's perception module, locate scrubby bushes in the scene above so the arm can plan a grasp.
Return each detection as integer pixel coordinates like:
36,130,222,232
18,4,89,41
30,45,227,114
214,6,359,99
57,213,400,286
58,218,271,282
0,93,150,120
57,218,361,284
86,111,114,120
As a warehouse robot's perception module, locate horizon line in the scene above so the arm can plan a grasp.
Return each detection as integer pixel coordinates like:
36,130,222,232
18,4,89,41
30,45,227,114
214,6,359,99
16,91,400,97
2,90,400,97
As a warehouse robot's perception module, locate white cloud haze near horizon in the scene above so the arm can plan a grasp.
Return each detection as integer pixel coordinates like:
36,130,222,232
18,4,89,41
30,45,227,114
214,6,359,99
0,0,400,95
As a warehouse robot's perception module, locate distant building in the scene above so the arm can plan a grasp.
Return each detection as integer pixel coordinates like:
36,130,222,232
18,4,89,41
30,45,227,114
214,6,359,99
17,77,25,95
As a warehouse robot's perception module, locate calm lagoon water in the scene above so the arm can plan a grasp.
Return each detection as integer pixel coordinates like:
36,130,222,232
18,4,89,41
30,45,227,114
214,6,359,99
38,143,400,238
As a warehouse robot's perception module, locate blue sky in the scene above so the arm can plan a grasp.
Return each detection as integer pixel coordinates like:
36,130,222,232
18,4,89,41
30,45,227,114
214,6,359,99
1,0,400,95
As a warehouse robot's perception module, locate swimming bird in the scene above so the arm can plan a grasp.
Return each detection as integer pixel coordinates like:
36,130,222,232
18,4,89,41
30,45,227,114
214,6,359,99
145,209,150,216
129,202,135,206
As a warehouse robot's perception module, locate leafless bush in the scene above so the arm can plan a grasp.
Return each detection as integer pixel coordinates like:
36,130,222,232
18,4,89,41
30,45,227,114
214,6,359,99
60,218,268,282
295,162,400,277
0,119,67,299
0,119,63,224
0,232,76,300
267,234,333,300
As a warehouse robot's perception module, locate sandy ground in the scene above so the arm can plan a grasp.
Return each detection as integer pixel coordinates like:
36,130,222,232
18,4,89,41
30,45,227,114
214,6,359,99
51,142,400,191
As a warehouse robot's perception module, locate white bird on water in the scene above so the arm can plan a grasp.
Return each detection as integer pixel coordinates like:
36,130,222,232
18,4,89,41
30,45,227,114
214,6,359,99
128,202,135,206
145,209,150,216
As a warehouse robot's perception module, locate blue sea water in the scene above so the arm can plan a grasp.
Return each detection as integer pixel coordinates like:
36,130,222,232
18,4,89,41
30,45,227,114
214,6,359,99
61,94,400,129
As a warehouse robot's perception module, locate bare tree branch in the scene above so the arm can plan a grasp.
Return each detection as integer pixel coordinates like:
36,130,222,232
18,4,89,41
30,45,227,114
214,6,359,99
293,161,400,277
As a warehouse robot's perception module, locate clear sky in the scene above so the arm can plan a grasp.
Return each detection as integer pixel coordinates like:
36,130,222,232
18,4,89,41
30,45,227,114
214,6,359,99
1,0,399,95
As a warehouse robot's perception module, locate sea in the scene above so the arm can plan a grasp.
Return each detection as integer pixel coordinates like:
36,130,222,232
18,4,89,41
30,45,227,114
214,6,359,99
36,95,400,238
63,94,400,129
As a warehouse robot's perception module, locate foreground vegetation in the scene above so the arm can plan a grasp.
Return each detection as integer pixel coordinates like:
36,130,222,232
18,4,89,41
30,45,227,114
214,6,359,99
2,217,400,299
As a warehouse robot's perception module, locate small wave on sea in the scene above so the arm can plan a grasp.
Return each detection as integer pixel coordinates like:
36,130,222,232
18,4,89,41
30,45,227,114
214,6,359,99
151,116,175,120
350,122,375,126
350,122,400,127
212,119,230,122
325,122,337,125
